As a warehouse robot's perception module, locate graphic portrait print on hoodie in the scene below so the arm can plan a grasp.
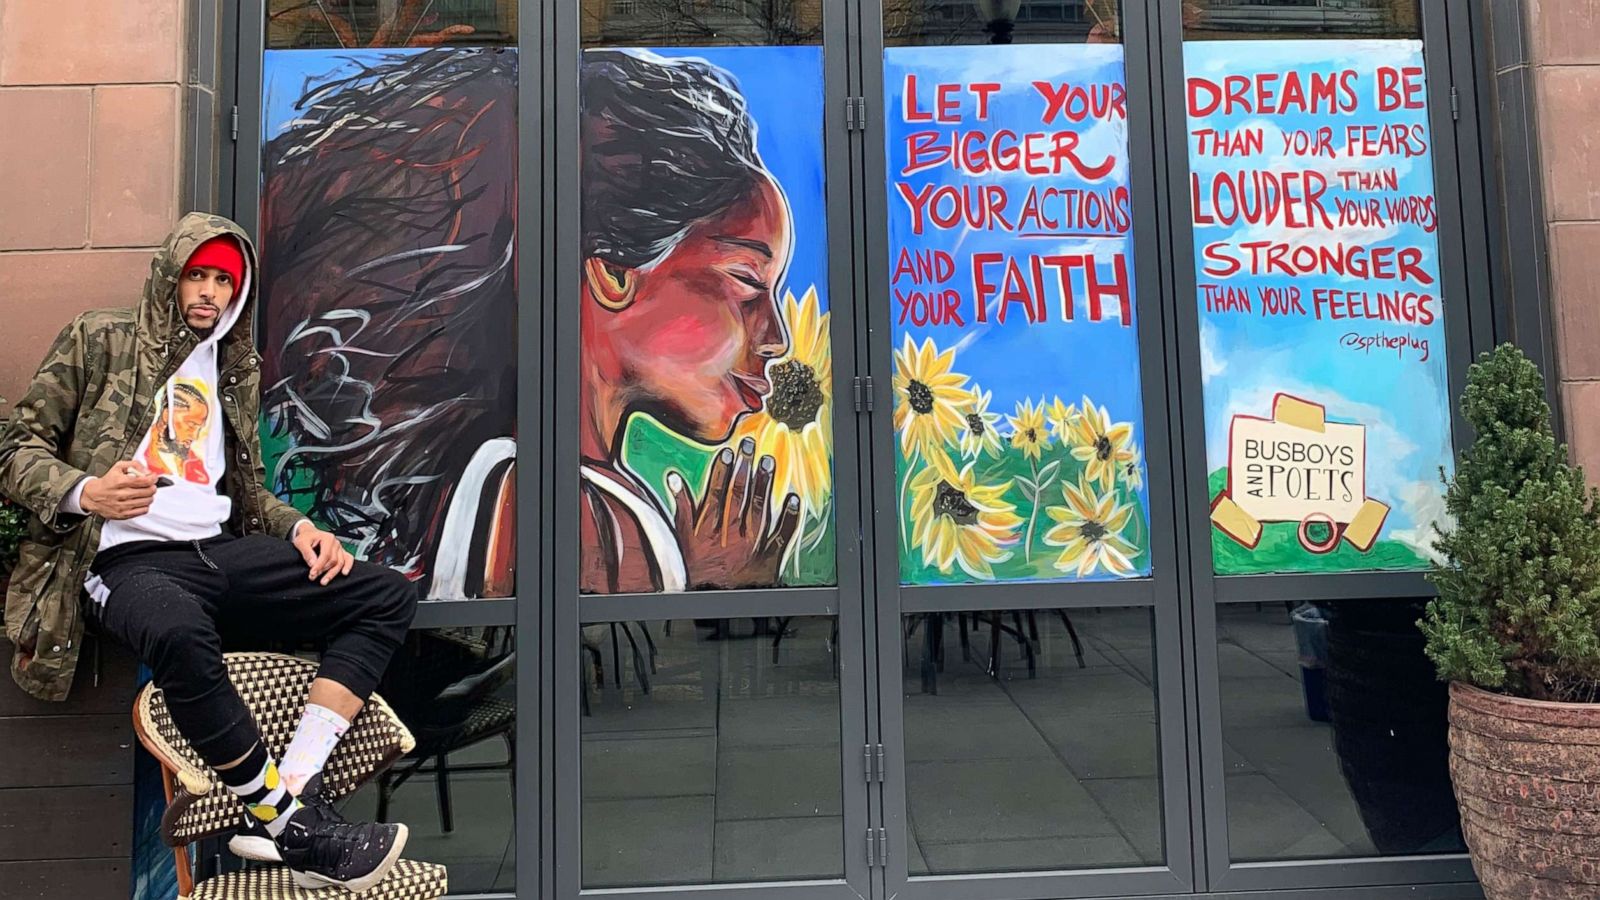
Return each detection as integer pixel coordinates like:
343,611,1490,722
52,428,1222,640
141,378,214,485
95,236,250,549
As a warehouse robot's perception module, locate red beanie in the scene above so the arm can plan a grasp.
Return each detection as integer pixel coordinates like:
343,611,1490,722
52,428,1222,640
185,237,244,288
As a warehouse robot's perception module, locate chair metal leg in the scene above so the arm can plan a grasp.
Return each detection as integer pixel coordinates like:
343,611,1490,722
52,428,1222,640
376,771,392,823
959,613,971,662
638,621,659,672
1012,610,1037,678
1056,610,1087,669
621,623,651,694
610,624,623,689
987,611,1003,676
771,616,793,664
436,753,454,833
583,639,604,688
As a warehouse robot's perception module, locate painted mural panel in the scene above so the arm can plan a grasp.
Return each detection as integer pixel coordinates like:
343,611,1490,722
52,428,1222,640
1184,40,1452,575
578,47,835,594
259,46,517,601
884,44,1152,586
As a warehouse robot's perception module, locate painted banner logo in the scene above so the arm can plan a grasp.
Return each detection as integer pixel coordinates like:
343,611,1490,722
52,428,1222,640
1211,393,1390,555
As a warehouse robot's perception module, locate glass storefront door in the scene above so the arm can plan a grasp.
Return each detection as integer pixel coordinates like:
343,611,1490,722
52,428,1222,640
861,2,1197,897
552,4,875,899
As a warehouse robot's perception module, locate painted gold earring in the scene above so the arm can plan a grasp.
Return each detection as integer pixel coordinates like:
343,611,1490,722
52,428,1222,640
585,257,636,311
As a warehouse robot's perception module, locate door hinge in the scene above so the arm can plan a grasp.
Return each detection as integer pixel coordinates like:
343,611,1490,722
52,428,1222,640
852,376,875,413
230,105,240,142
862,743,885,782
866,827,888,867
1449,85,1459,121
845,96,866,131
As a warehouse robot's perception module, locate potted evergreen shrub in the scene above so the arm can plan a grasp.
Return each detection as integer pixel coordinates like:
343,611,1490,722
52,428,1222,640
1420,343,1600,898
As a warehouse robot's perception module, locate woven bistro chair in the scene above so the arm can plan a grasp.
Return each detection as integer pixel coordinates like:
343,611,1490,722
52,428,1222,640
131,652,449,899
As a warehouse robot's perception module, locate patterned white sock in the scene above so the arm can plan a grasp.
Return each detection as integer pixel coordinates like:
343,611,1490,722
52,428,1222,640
218,746,302,838
279,703,351,796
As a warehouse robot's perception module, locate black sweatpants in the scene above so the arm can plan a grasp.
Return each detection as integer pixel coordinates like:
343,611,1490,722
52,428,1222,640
87,533,418,768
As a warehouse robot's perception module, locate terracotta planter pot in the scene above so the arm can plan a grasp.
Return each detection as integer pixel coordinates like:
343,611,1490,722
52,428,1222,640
1449,681,1600,898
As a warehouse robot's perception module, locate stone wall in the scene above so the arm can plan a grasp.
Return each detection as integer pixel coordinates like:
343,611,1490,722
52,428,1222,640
0,0,185,412
1522,0,1600,475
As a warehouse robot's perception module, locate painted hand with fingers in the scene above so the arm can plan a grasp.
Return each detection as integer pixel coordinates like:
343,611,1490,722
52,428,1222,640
669,437,802,590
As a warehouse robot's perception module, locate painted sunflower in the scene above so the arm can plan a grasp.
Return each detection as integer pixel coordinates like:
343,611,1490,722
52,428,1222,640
1121,446,1144,492
1008,397,1050,462
1068,395,1137,492
959,387,1004,460
908,453,1022,580
1047,396,1079,444
729,287,832,518
1043,474,1139,578
893,335,973,465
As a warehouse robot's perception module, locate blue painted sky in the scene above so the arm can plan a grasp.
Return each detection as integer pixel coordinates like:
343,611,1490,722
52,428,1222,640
1184,39,1452,555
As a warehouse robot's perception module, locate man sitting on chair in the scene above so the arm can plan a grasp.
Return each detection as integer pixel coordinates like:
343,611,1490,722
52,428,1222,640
0,213,419,894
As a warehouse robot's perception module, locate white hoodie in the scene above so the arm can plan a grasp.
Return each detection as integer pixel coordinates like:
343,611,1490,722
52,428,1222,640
63,238,252,550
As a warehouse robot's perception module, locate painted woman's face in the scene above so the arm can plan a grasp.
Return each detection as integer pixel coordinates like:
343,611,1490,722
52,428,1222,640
596,175,794,444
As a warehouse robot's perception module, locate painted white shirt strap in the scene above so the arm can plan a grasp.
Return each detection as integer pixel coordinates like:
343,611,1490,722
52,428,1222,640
579,465,687,594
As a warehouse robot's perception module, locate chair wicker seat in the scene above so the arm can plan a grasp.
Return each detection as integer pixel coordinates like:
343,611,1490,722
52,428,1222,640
189,859,448,900
132,651,448,899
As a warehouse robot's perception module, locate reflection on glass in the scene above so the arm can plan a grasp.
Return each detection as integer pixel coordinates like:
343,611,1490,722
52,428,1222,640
1218,601,1464,862
267,0,517,48
885,0,1121,46
1184,0,1420,40
583,0,823,47
339,627,517,894
581,617,844,887
903,607,1161,874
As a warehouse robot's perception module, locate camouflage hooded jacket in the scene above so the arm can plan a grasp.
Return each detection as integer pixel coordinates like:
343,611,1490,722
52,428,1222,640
0,213,305,701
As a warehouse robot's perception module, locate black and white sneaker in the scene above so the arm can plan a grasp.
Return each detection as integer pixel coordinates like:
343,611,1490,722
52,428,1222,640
227,812,282,863
273,776,408,894
228,773,337,864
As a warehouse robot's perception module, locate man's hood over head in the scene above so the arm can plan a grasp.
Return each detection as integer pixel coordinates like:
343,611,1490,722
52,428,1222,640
140,212,258,358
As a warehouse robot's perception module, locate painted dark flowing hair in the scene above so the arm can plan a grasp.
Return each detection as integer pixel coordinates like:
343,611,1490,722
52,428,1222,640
259,47,517,596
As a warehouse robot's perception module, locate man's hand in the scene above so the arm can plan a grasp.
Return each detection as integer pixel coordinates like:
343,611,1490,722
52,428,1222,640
80,461,159,520
292,525,355,586
669,438,802,590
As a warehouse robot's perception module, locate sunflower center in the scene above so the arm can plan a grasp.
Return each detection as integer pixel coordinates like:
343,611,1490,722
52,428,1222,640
1095,435,1113,461
966,413,986,437
907,379,935,415
1026,427,1038,443
933,481,979,526
1082,519,1108,543
765,359,824,430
